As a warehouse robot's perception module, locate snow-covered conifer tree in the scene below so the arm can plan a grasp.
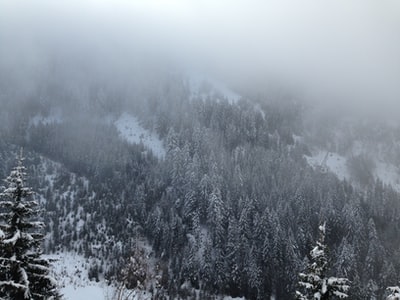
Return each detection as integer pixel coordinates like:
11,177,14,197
296,222,349,300
0,151,60,299
387,286,400,300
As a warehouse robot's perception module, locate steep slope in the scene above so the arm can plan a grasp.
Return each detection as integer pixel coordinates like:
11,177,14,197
2,76,400,299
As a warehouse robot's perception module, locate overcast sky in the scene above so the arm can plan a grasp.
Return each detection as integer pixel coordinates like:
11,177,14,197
1,0,399,117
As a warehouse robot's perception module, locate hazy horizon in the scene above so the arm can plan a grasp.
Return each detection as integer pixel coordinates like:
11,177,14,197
1,0,399,117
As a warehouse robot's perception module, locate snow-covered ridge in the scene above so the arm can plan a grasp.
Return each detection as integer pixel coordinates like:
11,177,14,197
114,113,166,159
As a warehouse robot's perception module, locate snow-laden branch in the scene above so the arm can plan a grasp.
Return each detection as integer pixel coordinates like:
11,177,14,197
3,229,20,246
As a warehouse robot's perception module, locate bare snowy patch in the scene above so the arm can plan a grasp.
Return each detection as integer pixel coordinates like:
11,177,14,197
45,253,108,300
189,73,241,104
30,109,63,126
305,151,350,181
374,161,400,192
114,113,166,159
306,149,400,192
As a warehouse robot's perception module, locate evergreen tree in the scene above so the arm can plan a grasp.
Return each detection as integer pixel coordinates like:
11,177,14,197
296,223,349,300
0,151,60,299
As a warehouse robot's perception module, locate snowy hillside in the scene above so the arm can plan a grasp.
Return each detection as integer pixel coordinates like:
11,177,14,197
114,113,166,158
306,149,400,192
4,73,400,300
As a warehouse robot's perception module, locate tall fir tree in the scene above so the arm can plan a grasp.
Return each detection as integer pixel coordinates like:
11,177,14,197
0,151,60,299
296,222,349,300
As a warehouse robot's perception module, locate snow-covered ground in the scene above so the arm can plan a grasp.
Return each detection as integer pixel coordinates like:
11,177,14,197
306,150,400,192
30,109,63,126
114,113,166,159
47,251,247,300
305,151,350,181
46,253,108,300
189,73,241,104
375,161,400,192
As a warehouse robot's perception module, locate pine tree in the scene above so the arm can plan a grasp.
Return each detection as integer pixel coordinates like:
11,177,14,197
296,222,349,300
0,151,60,299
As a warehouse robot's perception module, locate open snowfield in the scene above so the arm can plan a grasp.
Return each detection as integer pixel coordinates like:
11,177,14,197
305,151,350,181
45,253,109,300
306,150,400,192
114,113,166,159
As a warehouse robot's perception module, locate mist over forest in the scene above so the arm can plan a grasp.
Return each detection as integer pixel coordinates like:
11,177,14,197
1,1,400,299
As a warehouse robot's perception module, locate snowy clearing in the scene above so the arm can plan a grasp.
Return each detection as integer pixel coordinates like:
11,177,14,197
374,161,400,192
306,150,400,192
305,151,350,181
45,253,108,300
114,113,166,159
46,250,247,300
189,73,241,104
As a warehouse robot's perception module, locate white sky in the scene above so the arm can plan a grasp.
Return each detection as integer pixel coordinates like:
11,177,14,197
0,0,399,116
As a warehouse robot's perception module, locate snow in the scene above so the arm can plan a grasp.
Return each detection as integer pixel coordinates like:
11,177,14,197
114,113,166,159
305,151,350,181
306,149,400,192
3,230,20,246
374,161,400,192
62,284,106,300
45,248,248,300
189,73,241,104
30,109,63,126
293,134,303,144
254,103,266,119
45,240,158,300
387,286,400,300
318,222,326,234
45,253,107,300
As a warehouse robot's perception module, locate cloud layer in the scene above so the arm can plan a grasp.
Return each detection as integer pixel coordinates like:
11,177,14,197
1,0,399,116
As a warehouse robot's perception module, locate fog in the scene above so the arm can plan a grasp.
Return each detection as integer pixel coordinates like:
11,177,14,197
1,0,400,117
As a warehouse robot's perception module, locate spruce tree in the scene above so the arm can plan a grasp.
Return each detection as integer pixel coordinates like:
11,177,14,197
296,222,349,300
0,151,60,299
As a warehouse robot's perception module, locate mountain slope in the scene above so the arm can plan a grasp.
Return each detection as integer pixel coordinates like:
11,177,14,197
1,76,400,299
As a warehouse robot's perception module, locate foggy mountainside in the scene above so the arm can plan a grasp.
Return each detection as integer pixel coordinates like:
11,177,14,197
1,1,400,300
1,76,400,299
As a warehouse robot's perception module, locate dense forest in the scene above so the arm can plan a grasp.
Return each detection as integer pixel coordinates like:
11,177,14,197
1,76,400,299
